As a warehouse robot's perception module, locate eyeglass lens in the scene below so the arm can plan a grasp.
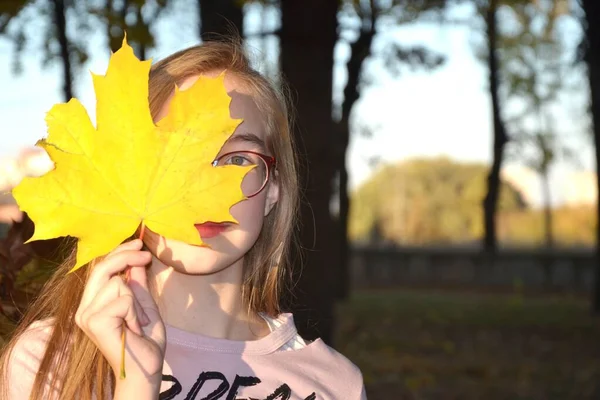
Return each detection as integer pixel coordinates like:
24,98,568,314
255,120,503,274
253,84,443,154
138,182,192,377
215,152,268,197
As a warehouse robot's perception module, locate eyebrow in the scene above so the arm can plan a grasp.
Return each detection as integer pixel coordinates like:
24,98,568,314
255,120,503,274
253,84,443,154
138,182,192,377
226,132,266,150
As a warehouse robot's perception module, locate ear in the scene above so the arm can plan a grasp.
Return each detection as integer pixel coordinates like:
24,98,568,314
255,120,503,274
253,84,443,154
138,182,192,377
264,170,280,216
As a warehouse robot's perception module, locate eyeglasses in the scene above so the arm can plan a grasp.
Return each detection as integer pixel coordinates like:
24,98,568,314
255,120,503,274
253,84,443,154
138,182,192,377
212,151,277,198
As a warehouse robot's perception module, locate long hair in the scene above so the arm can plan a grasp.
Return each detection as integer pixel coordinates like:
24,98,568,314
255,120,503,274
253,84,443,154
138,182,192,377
0,39,299,400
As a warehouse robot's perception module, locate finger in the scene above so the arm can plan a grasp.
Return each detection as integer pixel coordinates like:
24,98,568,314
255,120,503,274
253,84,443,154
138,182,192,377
127,261,158,316
81,248,149,305
0,204,22,224
133,288,150,326
87,294,144,338
0,191,16,205
81,275,149,327
88,239,146,282
80,249,151,309
105,238,144,259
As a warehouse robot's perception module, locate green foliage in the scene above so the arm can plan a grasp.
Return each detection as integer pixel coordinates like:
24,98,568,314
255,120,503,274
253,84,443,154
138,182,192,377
92,0,170,56
0,0,91,75
0,0,171,78
0,255,66,343
497,0,575,168
0,258,54,345
338,0,448,83
468,0,585,248
349,157,526,244
0,0,28,31
498,205,597,246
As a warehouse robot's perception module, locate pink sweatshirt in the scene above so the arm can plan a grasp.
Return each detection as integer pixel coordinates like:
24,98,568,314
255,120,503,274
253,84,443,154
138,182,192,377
6,314,367,399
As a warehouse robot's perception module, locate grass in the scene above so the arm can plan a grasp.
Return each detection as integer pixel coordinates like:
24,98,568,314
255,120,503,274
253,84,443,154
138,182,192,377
2,286,598,398
334,289,600,400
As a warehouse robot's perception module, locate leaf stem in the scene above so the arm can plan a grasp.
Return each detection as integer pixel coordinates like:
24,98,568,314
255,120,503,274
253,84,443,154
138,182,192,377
119,222,146,379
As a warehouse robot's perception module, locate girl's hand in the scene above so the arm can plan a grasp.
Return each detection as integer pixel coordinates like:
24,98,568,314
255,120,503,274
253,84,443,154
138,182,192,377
0,148,54,223
74,239,166,389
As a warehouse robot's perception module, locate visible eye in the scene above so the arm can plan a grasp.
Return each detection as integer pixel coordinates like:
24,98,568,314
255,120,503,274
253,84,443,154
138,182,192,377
214,152,258,167
228,155,250,166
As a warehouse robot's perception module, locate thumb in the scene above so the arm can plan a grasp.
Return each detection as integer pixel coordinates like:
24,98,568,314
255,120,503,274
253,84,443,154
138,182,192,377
127,264,166,352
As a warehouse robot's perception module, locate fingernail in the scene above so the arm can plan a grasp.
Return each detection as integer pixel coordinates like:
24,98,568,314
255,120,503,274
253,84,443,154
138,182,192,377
141,312,150,325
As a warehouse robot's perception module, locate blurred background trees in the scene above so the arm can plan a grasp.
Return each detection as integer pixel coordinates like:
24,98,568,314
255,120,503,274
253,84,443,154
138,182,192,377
1,0,599,396
579,0,600,313
349,157,527,245
0,0,597,331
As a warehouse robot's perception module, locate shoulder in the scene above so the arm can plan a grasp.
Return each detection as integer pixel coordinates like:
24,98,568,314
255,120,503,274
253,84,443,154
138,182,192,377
8,318,54,365
277,318,366,398
292,339,367,399
265,314,367,398
5,319,55,398
309,339,365,383
276,314,362,379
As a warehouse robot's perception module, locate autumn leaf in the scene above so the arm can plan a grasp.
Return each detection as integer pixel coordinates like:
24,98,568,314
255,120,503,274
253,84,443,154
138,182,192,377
12,39,250,272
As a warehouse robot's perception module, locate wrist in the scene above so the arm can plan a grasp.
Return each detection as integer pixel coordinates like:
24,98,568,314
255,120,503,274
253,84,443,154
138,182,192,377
114,374,161,400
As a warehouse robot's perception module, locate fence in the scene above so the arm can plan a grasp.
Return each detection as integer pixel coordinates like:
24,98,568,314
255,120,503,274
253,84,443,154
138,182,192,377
350,245,597,292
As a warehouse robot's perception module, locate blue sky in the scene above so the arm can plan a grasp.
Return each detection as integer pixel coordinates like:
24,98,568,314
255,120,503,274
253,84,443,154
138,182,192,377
0,2,593,207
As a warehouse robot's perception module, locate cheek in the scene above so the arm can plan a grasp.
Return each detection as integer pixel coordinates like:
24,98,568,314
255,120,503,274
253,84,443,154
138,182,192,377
141,196,268,273
230,195,266,233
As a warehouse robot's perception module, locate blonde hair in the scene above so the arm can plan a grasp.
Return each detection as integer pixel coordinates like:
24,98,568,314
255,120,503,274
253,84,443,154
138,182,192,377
0,39,298,400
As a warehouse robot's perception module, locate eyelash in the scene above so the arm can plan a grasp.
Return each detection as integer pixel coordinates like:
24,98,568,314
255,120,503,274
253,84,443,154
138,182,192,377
223,154,253,166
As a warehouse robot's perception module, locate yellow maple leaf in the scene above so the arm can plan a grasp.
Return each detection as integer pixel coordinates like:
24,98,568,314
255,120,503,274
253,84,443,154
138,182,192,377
12,39,250,272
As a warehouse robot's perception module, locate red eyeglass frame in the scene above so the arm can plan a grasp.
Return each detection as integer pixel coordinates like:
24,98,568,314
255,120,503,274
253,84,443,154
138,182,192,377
212,150,277,198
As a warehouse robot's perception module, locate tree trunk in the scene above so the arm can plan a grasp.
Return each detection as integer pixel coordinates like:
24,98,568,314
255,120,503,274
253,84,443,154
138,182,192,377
336,27,375,300
135,6,146,60
105,0,115,52
482,0,508,253
541,169,553,248
105,0,126,53
198,0,243,38
581,0,600,314
541,168,553,288
280,0,338,343
51,0,73,101
105,0,148,60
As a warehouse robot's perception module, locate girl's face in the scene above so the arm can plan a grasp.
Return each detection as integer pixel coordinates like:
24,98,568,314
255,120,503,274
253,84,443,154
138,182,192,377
143,72,279,274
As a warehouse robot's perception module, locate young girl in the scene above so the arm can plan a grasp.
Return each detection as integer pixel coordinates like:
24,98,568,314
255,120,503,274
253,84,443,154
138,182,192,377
0,41,366,399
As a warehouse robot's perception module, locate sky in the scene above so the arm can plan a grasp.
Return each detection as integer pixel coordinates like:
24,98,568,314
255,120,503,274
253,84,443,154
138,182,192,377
0,2,594,208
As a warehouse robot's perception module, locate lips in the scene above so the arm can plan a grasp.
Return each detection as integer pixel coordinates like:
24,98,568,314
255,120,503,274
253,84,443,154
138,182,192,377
194,222,231,238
